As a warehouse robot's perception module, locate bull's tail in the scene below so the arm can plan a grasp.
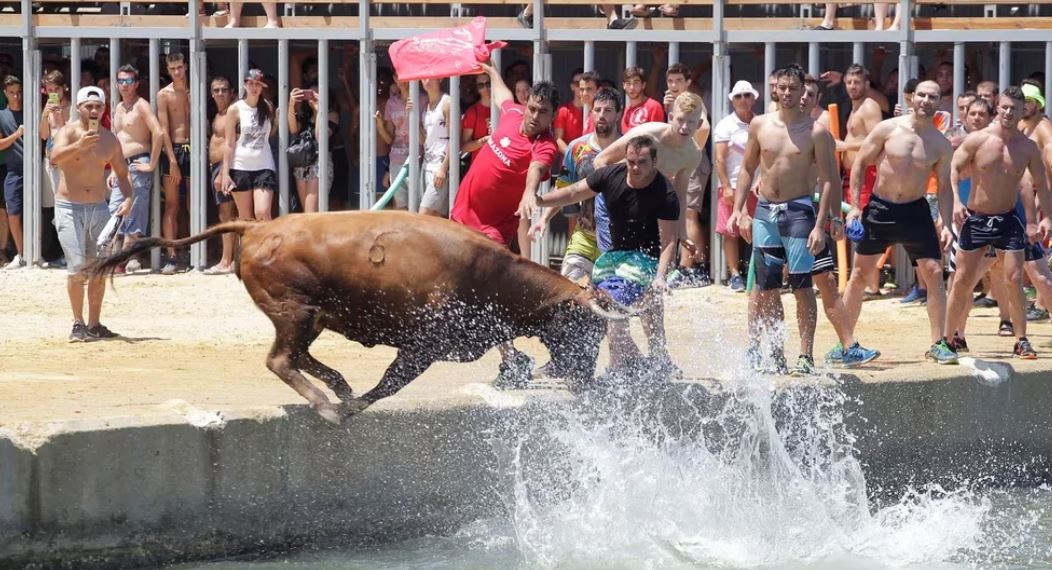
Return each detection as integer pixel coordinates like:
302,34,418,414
82,220,257,282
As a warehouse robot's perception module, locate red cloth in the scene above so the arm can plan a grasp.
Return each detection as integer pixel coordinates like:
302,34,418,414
452,100,558,245
461,101,491,159
844,165,877,209
553,101,593,144
388,17,507,82
621,97,664,134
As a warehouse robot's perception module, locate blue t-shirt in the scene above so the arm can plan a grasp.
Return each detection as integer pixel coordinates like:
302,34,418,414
0,107,23,170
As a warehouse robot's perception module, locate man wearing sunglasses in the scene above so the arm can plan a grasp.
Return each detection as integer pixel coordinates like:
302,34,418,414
109,64,166,272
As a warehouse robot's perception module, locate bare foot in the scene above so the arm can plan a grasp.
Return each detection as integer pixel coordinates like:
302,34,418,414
264,19,281,28
224,21,237,28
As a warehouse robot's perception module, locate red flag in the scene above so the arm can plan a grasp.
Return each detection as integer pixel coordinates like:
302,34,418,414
388,17,507,82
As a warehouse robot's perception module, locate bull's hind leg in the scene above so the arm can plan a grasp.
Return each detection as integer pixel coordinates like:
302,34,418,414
300,352,355,402
265,309,341,424
343,349,435,418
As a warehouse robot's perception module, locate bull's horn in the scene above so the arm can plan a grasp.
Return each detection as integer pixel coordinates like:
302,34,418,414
588,299,631,321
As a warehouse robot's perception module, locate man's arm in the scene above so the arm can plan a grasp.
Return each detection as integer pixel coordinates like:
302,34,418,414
848,122,889,214
516,160,552,219
479,62,512,109
813,127,841,227
535,177,597,209
108,136,134,217
671,165,695,237
949,134,978,223
594,123,662,169
0,126,23,151
732,118,762,214
1027,143,1052,235
693,112,711,148
155,93,179,174
435,97,453,188
655,218,678,285
934,141,956,244
139,100,168,173
49,125,93,166
714,141,732,195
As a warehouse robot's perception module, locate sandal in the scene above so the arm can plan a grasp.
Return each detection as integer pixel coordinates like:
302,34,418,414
203,264,234,275
658,3,679,17
998,319,1015,337
629,4,657,17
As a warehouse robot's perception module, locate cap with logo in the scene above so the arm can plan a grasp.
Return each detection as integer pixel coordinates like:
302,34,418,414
244,69,268,87
76,86,106,106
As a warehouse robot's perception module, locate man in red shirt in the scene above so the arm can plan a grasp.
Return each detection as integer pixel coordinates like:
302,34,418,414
621,66,664,134
451,62,560,388
553,70,597,155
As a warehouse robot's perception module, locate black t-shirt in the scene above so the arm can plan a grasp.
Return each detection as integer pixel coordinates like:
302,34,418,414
586,163,679,257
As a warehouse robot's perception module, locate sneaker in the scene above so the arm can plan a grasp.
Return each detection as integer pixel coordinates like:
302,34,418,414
824,342,844,364
125,258,142,273
493,352,534,390
607,16,637,29
728,274,745,293
87,324,120,340
973,294,998,308
1014,337,1038,360
695,265,713,287
69,321,89,342
950,333,969,353
792,354,816,376
925,340,959,365
161,261,178,275
1026,305,1050,322
3,254,25,270
998,320,1015,337
516,9,532,29
900,284,926,304
840,342,881,368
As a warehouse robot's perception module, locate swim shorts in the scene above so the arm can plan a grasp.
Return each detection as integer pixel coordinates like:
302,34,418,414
812,235,834,275
592,249,658,307
108,153,152,236
210,163,232,205
3,169,23,216
752,196,816,291
162,143,192,178
856,194,942,263
55,199,110,274
957,209,1026,253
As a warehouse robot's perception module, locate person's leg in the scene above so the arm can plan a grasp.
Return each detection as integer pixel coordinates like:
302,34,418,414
232,190,255,220
1025,257,1052,310
685,208,706,271
988,257,1012,321
6,212,21,256
607,320,644,368
813,272,854,348
226,1,241,26
600,4,619,24
68,274,86,323
843,253,883,329
794,287,818,359
954,254,997,337
946,248,987,339
754,289,786,364
296,177,319,213
86,275,106,328
254,188,273,221
0,206,8,259
887,3,901,30
722,233,740,278
162,171,181,260
640,296,669,361
819,3,837,28
262,2,281,27
873,2,888,30
1001,250,1028,341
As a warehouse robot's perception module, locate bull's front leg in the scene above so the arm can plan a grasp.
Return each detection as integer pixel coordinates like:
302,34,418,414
342,350,435,418
300,351,355,401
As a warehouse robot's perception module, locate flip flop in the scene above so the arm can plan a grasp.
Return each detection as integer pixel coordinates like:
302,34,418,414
203,264,234,275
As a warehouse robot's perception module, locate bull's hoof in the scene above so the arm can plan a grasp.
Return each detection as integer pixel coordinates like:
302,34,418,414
314,403,342,425
340,398,370,418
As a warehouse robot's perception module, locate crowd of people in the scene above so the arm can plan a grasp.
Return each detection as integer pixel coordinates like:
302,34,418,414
3,42,1051,376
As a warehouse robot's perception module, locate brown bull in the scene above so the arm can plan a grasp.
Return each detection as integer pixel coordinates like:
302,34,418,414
85,212,617,424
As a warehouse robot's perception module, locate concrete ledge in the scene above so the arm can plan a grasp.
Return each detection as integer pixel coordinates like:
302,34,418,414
2,369,1051,569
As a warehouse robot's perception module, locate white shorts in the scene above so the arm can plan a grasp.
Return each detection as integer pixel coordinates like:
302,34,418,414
560,253,595,283
420,159,448,214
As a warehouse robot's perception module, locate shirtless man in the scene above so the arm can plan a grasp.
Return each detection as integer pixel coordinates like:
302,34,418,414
110,64,164,271
843,80,958,364
946,86,1052,359
725,64,838,374
50,87,133,341
801,76,881,367
205,76,236,274
156,53,191,274
1016,81,1052,318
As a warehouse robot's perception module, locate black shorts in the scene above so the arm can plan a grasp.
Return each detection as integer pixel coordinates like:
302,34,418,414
957,210,1026,253
0,163,6,210
812,237,834,275
229,168,277,193
211,163,233,205
162,143,192,178
1026,241,1045,262
856,194,941,263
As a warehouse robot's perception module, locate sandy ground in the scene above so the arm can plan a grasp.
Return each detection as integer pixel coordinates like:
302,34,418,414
2,266,1051,430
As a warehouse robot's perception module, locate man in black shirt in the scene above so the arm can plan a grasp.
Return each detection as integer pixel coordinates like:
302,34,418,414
0,75,25,268
537,135,679,373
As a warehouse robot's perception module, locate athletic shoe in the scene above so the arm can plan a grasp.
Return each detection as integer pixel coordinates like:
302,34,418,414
925,340,959,365
493,353,534,390
161,261,178,275
125,258,142,273
973,294,998,308
69,321,90,343
793,354,817,375
607,16,637,29
840,342,880,368
998,320,1015,337
900,284,926,304
693,265,713,287
1026,305,1050,322
3,254,25,270
728,274,745,292
1014,338,1038,360
86,324,120,340
949,333,969,353
824,342,844,364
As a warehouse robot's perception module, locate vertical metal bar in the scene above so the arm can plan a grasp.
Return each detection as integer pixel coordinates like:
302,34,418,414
409,80,421,212
278,39,290,215
626,41,637,69
490,48,501,131
998,41,1011,90
318,39,330,213
896,0,915,291
148,39,161,271
70,39,81,122
237,40,249,95
532,0,548,265
448,75,461,217
365,54,377,210
711,0,727,281
24,49,40,264
583,40,594,121
358,0,370,210
853,42,865,67
808,42,820,78
187,0,205,269
668,42,679,66
764,42,776,108
109,39,120,121
1046,42,1052,120
952,42,965,126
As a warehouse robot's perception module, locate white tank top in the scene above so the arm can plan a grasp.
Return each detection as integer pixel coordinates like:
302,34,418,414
232,100,276,172
423,93,450,163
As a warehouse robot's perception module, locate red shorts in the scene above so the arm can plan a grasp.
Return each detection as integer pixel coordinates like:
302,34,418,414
844,165,877,210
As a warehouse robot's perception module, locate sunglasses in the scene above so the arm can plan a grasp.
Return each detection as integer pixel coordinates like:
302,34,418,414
116,78,136,85
211,87,230,93
476,81,491,88
732,93,754,100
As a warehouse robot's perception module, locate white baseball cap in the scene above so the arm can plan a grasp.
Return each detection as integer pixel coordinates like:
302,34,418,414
727,80,759,101
76,86,106,106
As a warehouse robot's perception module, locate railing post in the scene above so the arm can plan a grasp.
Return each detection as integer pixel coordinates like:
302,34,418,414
952,42,965,126
711,0,728,283
149,39,161,271
808,41,820,78
583,40,595,121
409,80,421,212
278,39,290,215
237,40,248,94
626,40,637,69
668,42,679,67
109,38,119,129
318,39,330,213
70,39,81,122
896,0,915,291
448,75,461,217
188,0,206,270
998,41,1011,90
529,0,549,265
358,0,374,211
853,42,865,67
20,0,40,265
764,42,775,108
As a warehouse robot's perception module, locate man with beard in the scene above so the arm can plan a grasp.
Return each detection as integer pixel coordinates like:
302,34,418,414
529,87,622,282
725,64,839,374
157,53,191,273
1015,81,1052,322
451,62,559,388
946,86,1052,359
843,80,958,364
977,80,998,109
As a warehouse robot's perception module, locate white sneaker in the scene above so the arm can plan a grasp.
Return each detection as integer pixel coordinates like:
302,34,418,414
125,258,142,273
161,261,178,275
3,254,25,270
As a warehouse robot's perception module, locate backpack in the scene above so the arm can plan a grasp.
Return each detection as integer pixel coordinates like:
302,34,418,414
286,127,318,168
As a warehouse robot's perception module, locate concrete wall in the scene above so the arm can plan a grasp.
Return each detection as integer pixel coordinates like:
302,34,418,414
2,370,1051,569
